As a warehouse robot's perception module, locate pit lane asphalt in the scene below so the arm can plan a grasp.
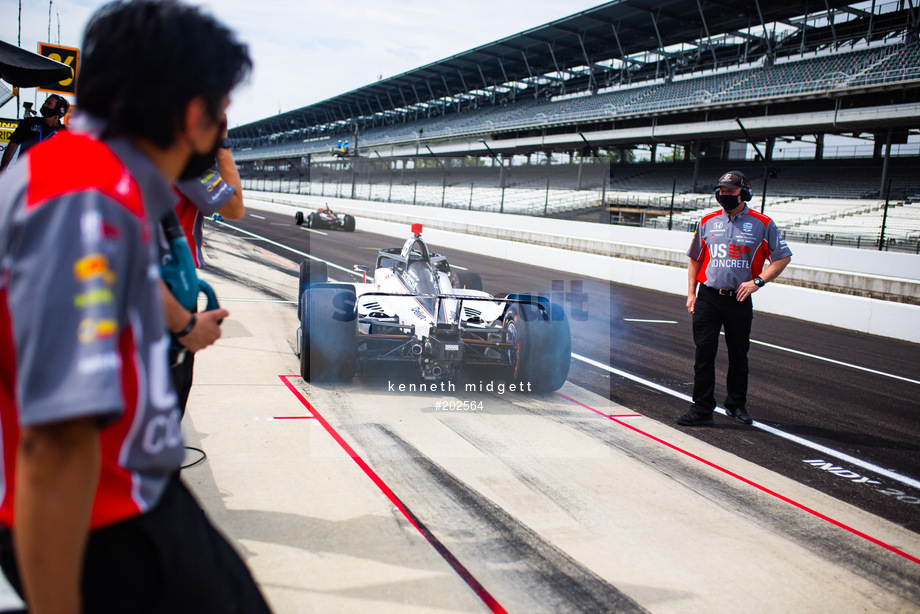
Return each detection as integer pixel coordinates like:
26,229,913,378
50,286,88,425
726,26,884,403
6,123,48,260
212,209,920,536
169,213,920,613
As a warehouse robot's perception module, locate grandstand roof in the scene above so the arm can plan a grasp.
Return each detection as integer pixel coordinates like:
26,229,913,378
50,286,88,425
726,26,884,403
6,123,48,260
230,0,858,140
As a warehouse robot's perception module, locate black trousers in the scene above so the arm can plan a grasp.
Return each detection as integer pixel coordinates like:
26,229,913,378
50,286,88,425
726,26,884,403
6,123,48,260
0,474,271,614
169,349,195,418
691,284,754,416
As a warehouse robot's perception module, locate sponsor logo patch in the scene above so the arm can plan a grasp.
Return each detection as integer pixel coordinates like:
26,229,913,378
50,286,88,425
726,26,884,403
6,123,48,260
77,318,118,344
728,244,751,258
74,254,115,285
74,288,114,308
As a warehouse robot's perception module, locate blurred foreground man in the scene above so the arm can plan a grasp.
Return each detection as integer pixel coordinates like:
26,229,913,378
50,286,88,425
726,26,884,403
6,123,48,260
0,2,271,612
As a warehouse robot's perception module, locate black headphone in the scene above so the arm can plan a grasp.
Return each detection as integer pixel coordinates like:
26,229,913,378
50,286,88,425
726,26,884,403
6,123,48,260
49,94,69,118
714,170,753,202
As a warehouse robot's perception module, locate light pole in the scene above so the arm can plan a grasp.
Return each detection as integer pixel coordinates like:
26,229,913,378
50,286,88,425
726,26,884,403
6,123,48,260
735,118,770,214
578,132,606,219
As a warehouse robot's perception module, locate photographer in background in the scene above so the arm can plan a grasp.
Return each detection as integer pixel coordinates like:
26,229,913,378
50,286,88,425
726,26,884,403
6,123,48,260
0,94,69,172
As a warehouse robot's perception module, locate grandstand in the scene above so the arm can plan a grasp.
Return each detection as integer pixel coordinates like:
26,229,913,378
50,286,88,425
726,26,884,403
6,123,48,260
229,0,920,252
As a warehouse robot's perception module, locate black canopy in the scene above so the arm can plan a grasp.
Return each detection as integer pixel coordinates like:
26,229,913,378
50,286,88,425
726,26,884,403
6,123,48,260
0,39,72,87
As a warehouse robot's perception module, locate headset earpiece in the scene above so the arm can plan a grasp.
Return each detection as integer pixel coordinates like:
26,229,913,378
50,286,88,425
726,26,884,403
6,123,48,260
53,95,69,118
739,173,752,202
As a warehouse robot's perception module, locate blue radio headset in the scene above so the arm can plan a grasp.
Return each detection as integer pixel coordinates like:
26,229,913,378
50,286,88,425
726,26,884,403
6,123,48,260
160,210,220,352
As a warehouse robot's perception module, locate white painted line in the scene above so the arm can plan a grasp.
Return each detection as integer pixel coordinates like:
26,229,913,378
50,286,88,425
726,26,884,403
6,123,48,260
571,352,920,491
747,336,920,386
302,227,328,236
213,298,297,304
623,318,678,324
451,264,468,271
250,214,266,220
214,220,361,277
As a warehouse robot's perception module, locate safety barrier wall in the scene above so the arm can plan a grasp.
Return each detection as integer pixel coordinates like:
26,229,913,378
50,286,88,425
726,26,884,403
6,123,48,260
242,191,920,344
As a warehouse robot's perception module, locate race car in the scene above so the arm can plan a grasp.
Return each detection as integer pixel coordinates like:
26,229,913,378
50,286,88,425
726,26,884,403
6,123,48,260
294,205,355,231
295,223,571,392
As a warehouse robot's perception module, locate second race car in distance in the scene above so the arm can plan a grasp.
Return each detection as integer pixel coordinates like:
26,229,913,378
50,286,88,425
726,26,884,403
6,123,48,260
296,223,571,392
294,204,356,231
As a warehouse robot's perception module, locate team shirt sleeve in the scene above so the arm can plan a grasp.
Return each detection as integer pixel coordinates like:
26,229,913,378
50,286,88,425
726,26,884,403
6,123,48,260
175,168,235,216
765,219,793,260
9,192,132,427
687,222,705,261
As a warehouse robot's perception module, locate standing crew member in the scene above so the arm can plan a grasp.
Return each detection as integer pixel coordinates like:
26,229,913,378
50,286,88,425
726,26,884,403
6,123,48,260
0,95,69,172
169,125,244,414
0,1,271,612
678,170,792,427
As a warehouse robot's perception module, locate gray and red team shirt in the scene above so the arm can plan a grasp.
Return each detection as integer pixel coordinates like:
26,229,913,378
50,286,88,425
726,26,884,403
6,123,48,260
687,205,793,290
175,169,234,267
0,130,183,529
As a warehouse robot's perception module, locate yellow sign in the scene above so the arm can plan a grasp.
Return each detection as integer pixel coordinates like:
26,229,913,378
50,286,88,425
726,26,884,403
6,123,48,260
37,43,78,95
0,119,18,145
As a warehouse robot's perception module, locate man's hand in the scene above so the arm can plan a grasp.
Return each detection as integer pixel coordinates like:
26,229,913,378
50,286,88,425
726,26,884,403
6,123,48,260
177,308,229,352
686,294,697,314
735,280,759,302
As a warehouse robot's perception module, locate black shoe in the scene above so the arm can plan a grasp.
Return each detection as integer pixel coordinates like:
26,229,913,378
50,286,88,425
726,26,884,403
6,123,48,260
726,407,753,425
677,411,714,426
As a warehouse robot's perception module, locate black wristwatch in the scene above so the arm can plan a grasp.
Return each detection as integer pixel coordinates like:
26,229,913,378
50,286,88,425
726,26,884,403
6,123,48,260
174,313,197,338
218,138,232,150
753,276,765,288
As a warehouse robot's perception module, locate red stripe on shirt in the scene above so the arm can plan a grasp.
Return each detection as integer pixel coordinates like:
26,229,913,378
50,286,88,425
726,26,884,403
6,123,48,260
174,193,201,267
751,240,770,278
0,290,20,526
696,242,711,285
26,132,146,221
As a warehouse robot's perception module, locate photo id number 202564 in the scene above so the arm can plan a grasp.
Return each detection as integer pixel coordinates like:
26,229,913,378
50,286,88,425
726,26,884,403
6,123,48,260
435,399,483,411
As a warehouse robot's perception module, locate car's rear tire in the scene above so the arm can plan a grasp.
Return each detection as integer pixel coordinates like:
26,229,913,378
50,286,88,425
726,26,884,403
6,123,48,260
306,212,315,228
502,298,571,392
298,260,328,322
300,283,357,382
343,214,356,232
294,211,305,226
455,271,483,291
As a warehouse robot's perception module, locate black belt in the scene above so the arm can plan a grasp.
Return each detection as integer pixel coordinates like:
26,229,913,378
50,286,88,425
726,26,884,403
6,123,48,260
702,284,736,297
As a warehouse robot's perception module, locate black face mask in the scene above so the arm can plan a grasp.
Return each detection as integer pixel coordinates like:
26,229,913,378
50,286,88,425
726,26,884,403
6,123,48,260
178,119,226,181
40,105,57,119
716,193,741,211
178,139,219,180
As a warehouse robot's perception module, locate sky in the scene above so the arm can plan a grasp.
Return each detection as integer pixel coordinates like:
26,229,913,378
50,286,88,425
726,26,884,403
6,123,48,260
1,0,606,127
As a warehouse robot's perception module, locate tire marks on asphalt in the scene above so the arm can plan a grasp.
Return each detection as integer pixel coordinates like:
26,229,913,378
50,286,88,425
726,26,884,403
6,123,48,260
369,424,649,614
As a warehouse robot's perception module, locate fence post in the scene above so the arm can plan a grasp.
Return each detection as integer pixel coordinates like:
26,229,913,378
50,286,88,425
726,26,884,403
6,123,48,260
668,178,676,230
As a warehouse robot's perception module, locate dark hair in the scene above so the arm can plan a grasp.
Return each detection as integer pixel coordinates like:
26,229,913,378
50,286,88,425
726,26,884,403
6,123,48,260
77,0,251,148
